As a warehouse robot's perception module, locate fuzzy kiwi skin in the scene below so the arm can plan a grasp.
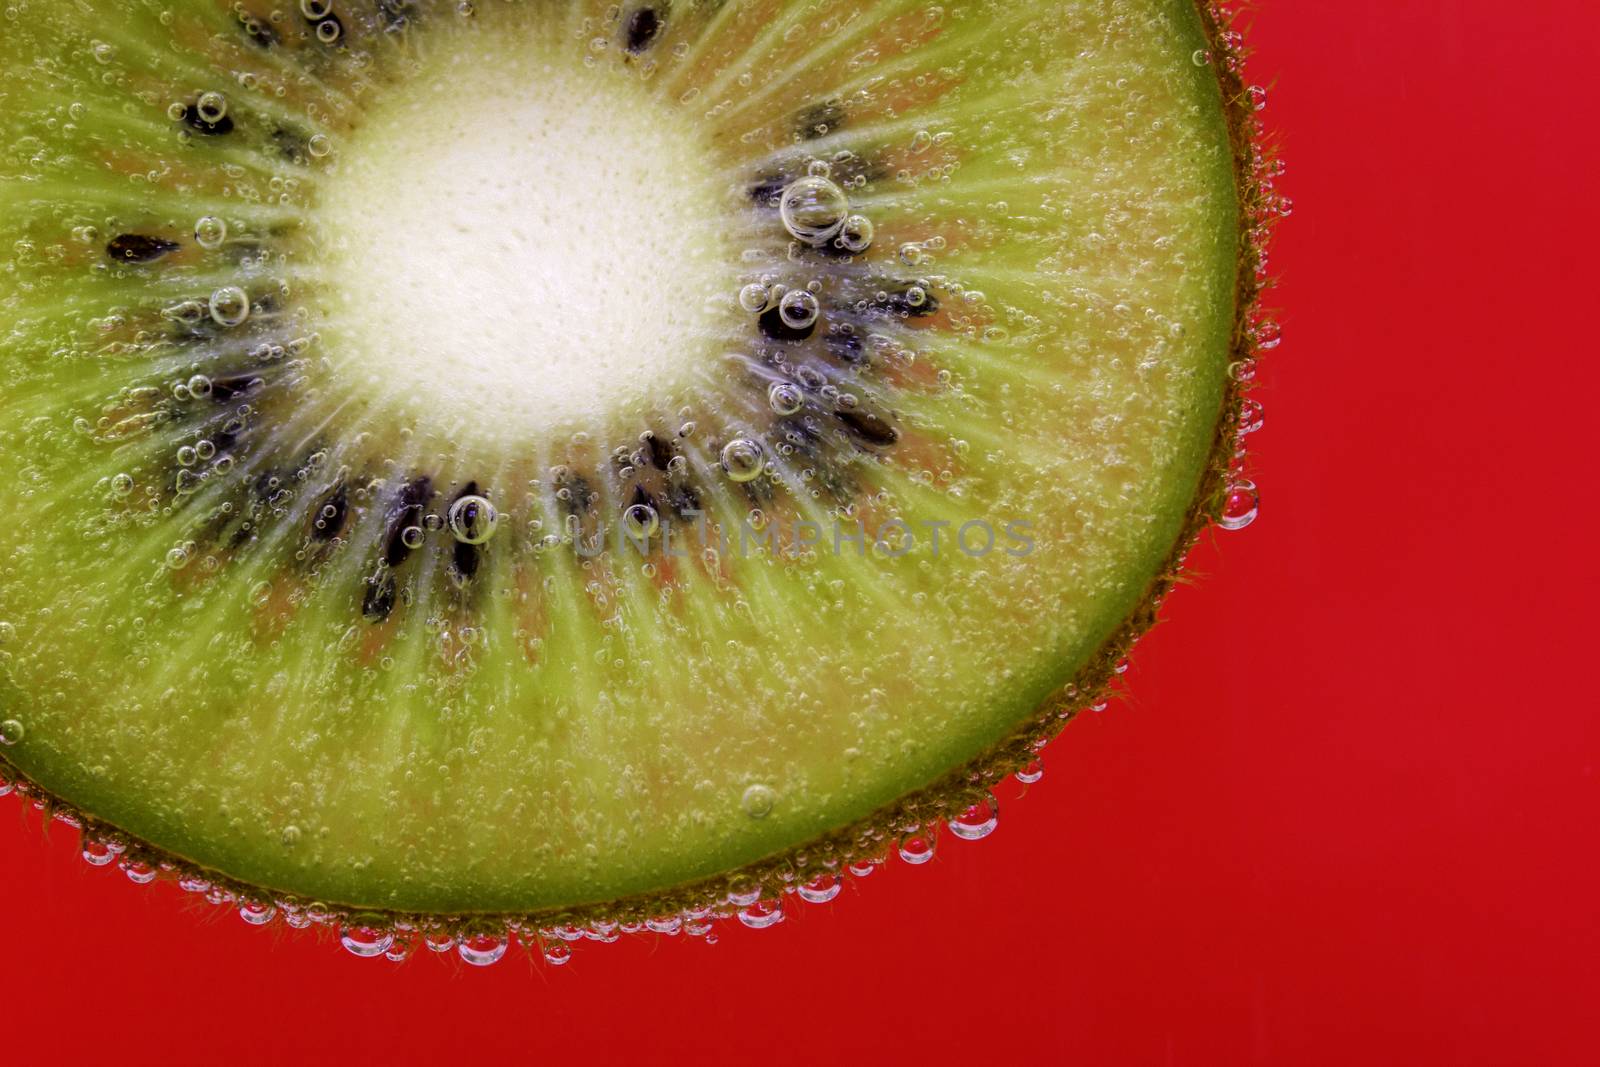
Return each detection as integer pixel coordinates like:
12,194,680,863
0,0,1276,944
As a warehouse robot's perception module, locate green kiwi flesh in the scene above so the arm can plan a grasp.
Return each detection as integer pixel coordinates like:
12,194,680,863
0,0,1259,929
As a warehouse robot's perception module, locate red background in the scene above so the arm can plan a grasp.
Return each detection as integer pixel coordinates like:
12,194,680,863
3,2,1596,1063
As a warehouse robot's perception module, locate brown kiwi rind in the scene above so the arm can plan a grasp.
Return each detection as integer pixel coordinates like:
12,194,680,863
0,0,1280,956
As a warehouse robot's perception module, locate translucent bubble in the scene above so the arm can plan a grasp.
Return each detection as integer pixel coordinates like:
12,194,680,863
737,899,784,929
1237,397,1265,435
121,860,158,885
239,902,277,926
622,503,659,540
196,439,216,461
721,438,764,483
448,495,499,544
1015,759,1044,784
400,525,425,549
165,547,190,570
195,91,228,124
1192,49,1212,65
315,18,342,43
768,381,804,416
340,926,394,958
307,134,332,159
904,285,928,308
0,719,24,746
300,0,332,17
898,831,936,865
741,782,775,818
779,175,849,245
110,473,135,497
543,943,573,966
208,286,250,328
738,283,770,313
1219,480,1260,531
836,214,874,253
458,935,509,967
424,933,457,953
948,795,999,841
778,289,820,329
797,874,842,904
194,216,227,250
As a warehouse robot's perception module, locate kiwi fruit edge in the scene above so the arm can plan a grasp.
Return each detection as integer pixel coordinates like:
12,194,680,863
0,0,1279,952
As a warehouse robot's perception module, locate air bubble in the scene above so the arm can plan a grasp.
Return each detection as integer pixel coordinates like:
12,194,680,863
340,926,394,958
458,935,509,967
208,286,250,328
194,216,227,250
165,547,190,570
1219,480,1260,531
836,214,874,253
779,175,849,245
0,719,24,746
1015,760,1044,784
315,18,342,44
82,840,116,867
738,283,770,313
121,861,157,885
721,438,764,483
741,783,776,818
737,899,784,929
239,902,277,926
110,473,134,497
544,943,573,966
195,91,228,124
622,503,659,540
176,445,198,467
299,0,332,17
307,134,332,159
448,495,499,544
948,795,999,841
778,288,820,329
898,830,936,865
768,381,804,416
1238,397,1265,435
797,874,842,904
400,525,425,549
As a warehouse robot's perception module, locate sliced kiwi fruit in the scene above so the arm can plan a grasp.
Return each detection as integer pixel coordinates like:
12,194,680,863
0,0,1272,943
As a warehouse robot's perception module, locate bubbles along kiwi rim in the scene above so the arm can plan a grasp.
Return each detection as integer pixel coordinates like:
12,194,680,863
0,0,1282,958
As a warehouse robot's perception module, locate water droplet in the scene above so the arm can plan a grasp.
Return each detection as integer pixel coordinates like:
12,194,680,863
738,899,785,929
847,858,879,878
448,494,499,544
797,874,842,904
721,438,765,483
948,795,999,841
208,286,250,328
1219,480,1260,531
1,719,25,746
458,935,509,967
340,925,394,958
1248,85,1268,111
778,288,820,329
898,831,936,865
120,860,157,884
779,175,849,245
81,839,116,866
738,282,770,313
544,943,573,966
424,933,457,953
768,381,804,416
110,473,135,497
741,782,776,818
239,902,277,926
385,938,415,963
1015,760,1044,784
1227,358,1258,383
194,216,227,250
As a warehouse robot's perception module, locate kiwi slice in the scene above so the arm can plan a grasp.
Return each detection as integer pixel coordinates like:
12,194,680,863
0,0,1271,945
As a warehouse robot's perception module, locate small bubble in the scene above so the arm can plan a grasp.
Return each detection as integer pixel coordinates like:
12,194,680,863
281,824,302,847
400,525,425,549
721,438,764,483
300,0,332,18
458,935,509,967
208,286,250,328
543,943,573,966
165,547,190,570
779,175,849,245
737,899,784,929
904,285,927,308
778,288,820,329
239,902,277,926
448,495,499,545
1219,480,1260,531
0,719,24,746
176,445,198,467
768,381,804,416
1237,397,1265,435
121,860,158,885
307,134,332,159
898,830,936,865
340,926,394,958
797,874,842,904
836,214,874,253
81,840,117,867
315,18,342,43
622,503,659,540
195,91,228,124
1192,49,1212,65
194,216,227,249
741,783,776,818
738,282,770,313
424,933,457,953
1015,759,1044,785
948,795,999,841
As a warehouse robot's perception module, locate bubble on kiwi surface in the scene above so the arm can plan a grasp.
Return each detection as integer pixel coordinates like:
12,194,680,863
0,0,1270,946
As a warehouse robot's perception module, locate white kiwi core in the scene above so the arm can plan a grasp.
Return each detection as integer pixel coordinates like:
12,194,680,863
316,37,733,438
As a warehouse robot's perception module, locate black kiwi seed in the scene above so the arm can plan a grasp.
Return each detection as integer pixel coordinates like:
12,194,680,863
623,7,664,54
181,104,234,136
759,305,817,343
642,432,674,471
664,482,702,520
835,408,899,447
208,375,265,403
449,483,484,581
106,234,180,264
376,0,412,32
241,17,279,49
362,571,398,622
796,99,846,140
311,484,349,541
272,127,312,165
382,477,432,567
